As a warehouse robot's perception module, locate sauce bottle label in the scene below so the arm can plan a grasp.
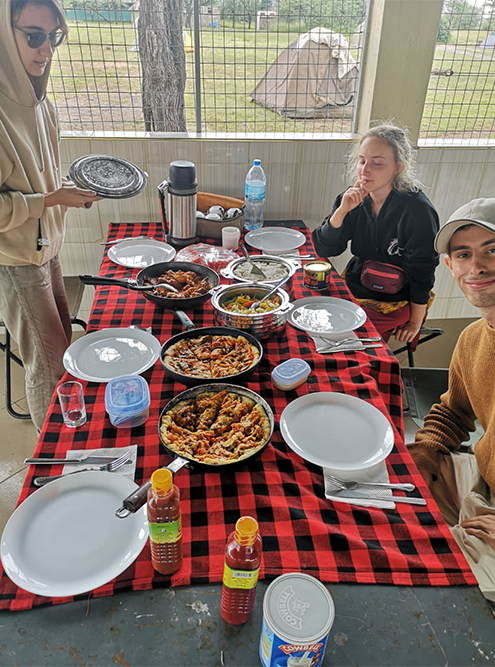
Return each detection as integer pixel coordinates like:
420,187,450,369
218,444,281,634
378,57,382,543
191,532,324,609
148,517,182,544
223,563,260,590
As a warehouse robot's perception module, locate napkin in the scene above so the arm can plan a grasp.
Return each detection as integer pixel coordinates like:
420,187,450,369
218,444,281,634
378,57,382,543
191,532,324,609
310,331,367,353
324,461,396,509
62,445,138,481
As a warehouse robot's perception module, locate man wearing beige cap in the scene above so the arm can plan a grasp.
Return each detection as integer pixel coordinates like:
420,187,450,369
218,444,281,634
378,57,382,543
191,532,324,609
407,198,495,601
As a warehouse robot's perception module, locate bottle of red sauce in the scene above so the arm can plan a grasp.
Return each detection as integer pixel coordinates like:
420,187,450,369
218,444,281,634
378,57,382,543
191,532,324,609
147,468,183,575
220,516,262,625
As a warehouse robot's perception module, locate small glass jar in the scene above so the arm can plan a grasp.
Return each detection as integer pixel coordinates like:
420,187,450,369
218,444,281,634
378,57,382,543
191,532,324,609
271,358,311,391
105,375,150,428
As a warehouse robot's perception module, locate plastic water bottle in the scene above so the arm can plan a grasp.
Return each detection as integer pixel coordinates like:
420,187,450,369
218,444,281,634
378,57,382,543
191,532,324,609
244,159,266,231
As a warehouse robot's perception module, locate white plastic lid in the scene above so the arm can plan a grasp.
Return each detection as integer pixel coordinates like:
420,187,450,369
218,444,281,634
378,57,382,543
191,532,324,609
105,374,150,416
263,573,335,642
272,358,311,385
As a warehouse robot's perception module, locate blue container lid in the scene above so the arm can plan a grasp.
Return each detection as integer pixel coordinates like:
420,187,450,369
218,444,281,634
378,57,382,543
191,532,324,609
272,358,311,384
105,375,150,416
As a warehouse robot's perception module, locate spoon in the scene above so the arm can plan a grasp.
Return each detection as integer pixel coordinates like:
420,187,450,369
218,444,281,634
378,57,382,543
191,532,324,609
240,242,267,279
250,275,289,310
135,281,179,293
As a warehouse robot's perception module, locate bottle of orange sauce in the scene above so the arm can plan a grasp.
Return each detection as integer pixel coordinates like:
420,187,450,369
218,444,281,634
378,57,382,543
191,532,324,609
147,469,183,575
220,516,262,625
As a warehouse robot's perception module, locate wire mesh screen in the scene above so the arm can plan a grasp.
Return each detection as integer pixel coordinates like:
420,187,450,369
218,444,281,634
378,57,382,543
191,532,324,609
421,0,495,143
52,0,366,135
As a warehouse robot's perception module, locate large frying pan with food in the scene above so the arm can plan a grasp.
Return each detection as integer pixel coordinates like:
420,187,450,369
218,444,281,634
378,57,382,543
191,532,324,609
79,261,220,310
160,310,263,385
115,384,274,518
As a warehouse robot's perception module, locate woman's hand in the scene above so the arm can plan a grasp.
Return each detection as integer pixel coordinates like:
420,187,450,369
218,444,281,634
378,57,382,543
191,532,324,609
393,319,422,344
340,180,365,215
394,302,427,344
328,180,364,229
461,514,495,551
44,183,103,209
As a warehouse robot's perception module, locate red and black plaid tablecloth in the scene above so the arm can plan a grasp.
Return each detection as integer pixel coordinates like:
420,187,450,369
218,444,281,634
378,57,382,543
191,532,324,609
0,222,476,611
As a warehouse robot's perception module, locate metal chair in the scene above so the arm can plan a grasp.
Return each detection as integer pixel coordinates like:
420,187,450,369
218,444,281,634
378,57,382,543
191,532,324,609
394,325,444,367
0,277,87,420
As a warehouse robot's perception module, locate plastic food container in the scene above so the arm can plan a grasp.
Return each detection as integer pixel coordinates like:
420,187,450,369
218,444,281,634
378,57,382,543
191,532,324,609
271,358,311,391
105,375,150,428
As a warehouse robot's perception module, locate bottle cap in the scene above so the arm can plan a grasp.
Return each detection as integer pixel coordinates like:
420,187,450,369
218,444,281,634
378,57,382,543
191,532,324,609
151,468,172,493
234,516,259,546
253,159,261,166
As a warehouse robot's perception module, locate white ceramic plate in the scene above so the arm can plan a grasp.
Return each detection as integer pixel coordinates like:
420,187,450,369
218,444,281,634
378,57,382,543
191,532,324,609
0,471,148,598
280,392,394,474
288,296,367,336
245,228,306,254
107,238,176,268
63,327,161,382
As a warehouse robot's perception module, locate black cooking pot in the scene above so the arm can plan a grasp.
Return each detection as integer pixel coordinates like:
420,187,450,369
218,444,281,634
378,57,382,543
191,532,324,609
116,383,274,517
158,383,274,470
160,310,263,385
79,261,220,310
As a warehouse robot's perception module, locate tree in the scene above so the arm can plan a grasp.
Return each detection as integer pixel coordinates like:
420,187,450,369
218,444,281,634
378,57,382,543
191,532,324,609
221,0,260,29
443,0,482,31
276,0,366,35
437,16,450,43
138,0,187,132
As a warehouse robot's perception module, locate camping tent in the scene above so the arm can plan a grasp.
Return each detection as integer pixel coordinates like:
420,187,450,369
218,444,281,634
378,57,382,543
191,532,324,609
250,27,358,118
479,31,495,47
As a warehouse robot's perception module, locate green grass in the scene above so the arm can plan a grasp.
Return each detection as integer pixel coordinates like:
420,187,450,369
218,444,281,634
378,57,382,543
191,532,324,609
49,23,495,138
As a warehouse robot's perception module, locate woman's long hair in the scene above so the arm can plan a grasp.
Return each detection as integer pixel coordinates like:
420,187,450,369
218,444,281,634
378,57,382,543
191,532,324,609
346,123,419,193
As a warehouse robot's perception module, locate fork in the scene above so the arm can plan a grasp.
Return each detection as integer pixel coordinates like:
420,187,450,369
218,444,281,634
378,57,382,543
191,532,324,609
323,336,382,347
33,451,131,486
325,473,415,492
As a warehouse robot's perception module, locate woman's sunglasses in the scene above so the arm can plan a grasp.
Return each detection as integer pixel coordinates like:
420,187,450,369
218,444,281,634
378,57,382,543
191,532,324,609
13,25,66,49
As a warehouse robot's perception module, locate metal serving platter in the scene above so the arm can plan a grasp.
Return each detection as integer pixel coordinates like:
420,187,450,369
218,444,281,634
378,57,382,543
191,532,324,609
69,154,147,199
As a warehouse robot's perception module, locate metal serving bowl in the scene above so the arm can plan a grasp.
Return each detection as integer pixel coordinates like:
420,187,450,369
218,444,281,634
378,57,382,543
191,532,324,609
211,282,292,339
222,254,296,289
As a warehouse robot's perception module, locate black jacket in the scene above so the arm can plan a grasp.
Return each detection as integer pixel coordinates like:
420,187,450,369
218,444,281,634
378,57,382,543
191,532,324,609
312,189,439,304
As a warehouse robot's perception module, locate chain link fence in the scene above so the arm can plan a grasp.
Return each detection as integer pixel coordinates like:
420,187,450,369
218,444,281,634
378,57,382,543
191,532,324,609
420,0,495,143
53,1,495,141
54,0,365,134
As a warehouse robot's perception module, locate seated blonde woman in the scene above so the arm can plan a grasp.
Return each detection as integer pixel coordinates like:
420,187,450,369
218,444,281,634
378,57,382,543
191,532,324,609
312,123,439,346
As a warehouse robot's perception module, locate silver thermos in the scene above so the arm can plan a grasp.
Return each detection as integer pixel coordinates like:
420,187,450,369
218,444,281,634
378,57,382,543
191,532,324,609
157,160,198,248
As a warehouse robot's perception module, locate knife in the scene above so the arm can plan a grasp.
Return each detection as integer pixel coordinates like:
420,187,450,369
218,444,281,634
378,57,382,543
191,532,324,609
329,490,427,506
115,456,189,519
319,343,383,353
100,235,154,246
24,456,130,465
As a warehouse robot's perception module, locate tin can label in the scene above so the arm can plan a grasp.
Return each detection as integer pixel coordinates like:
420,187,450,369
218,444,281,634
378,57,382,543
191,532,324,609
303,262,332,291
259,616,328,667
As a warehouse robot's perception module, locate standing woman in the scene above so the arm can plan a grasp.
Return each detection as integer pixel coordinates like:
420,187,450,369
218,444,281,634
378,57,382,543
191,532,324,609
0,0,100,431
312,124,439,346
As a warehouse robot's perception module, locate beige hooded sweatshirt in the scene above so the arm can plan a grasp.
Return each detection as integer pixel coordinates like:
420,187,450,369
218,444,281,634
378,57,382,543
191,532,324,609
0,0,65,266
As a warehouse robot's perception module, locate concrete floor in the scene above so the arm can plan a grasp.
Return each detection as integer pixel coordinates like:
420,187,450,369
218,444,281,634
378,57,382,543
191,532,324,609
0,318,478,535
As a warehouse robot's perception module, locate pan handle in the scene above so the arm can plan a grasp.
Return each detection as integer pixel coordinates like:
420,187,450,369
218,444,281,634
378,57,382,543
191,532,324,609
115,457,189,518
79,274,139,290
174,309,196,331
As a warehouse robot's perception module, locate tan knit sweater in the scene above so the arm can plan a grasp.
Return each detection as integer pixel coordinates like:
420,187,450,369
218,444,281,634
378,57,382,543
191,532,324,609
407,318,495,494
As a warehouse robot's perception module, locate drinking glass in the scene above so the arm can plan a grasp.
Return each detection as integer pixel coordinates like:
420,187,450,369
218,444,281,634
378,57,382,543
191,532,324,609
57,381,87,428
222,226,241,250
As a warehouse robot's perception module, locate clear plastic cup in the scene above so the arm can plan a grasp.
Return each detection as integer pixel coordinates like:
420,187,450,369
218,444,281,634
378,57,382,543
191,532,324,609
57,381,87,428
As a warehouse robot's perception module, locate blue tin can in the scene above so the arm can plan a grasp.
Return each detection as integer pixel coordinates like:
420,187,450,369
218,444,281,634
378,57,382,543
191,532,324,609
259,573,335,667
